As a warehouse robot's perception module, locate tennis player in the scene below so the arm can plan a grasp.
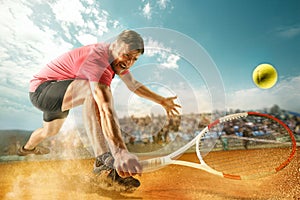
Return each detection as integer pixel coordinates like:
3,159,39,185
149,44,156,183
17,30,180,191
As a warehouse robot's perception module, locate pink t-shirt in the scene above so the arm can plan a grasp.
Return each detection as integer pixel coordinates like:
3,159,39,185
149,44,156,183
29,43,127,92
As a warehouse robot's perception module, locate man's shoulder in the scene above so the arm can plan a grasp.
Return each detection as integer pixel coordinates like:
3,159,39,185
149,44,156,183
94,43,110,54
68,43,110,56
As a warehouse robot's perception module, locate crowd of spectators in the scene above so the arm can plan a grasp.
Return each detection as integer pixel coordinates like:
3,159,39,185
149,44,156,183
47,108,300,154
119,109,300,149
2,106,299,159
119,113,211,146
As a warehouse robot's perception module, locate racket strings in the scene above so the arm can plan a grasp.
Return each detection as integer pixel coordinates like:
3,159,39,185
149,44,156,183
201,148,292,176
197,113,295,178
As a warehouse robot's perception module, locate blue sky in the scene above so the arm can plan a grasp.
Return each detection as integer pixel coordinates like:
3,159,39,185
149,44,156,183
0,0,299,130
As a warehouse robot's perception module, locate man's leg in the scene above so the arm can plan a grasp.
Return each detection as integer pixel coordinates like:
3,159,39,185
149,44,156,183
24,118,65,150
18,118,65,155
19,80,90,155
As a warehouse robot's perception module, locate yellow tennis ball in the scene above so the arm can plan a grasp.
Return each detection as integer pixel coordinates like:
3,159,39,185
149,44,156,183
252,64,278,89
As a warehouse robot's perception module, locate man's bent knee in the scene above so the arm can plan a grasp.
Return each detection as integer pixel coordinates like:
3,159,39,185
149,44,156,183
42,118,65,137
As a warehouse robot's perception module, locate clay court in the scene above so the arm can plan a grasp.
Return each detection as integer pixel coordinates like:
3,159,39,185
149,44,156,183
0,148,299,200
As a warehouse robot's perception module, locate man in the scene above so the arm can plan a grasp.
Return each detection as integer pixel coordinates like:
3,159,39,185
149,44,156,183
17,30,181,191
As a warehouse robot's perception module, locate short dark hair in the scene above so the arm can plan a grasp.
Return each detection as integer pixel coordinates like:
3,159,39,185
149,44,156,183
117,30,144,54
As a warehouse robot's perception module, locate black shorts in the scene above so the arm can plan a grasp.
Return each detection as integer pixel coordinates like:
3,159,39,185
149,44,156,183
29,80,74,122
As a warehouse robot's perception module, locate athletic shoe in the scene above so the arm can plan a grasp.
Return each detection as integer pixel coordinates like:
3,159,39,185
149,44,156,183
93,152,141,192
17,146,50,156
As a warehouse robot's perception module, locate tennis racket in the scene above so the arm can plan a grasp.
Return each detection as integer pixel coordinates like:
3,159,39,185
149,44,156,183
139,111,297,180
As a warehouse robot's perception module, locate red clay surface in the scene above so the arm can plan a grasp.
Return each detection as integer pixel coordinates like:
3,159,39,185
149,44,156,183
0,149,299,200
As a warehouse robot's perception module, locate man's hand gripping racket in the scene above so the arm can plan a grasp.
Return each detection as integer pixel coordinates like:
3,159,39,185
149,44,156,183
139,112,297,180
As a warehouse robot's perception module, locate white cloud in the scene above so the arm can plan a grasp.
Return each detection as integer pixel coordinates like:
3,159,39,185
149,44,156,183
144,37,168,56
140,0,173,20
112,20,120,29
142,2,152,19
158,0,169,9
161,54,180,69
227,76,300,112
0,1,74,90
144,37,180,69
76,34,98,45
85,0,94,5
0,0,120,130
276,25,300,39
51,0,85,26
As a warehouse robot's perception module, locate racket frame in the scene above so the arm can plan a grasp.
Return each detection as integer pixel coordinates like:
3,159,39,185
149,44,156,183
140,112,297,180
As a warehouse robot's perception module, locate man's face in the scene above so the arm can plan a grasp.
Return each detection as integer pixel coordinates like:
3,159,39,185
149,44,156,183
110,42,141,75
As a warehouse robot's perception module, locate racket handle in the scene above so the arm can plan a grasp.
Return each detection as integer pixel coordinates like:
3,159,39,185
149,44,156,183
140,157,168,172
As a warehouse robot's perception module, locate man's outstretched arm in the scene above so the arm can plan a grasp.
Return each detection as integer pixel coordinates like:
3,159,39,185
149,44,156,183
120,72,181,117
90,82,142,177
